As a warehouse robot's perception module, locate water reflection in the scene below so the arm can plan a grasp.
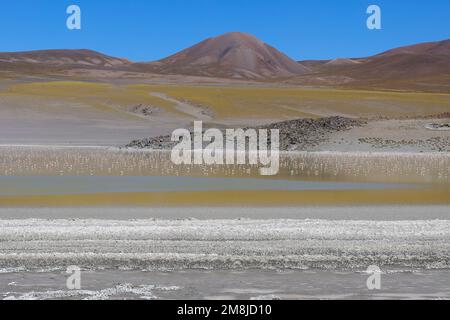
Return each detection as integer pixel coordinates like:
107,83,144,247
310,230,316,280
0,147,448,185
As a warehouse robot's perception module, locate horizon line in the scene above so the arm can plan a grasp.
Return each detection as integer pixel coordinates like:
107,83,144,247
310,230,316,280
0,34,449,63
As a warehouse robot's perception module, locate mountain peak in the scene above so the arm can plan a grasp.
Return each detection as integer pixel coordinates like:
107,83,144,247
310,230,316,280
156,32,309,79
211,31,263,43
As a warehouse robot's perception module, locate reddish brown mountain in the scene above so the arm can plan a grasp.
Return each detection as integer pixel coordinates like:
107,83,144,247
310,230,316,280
0,49,130,71
147,32,310,79
0,49,130,66
294,39,450,91
377,39,450,57
0,35,448,91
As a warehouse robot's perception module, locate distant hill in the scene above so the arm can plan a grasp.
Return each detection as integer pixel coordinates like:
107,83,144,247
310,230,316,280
0,35,449,92
0,49,130,67
377,39,450,57
293,39,450,92
0,49,131,76
140,32,310,79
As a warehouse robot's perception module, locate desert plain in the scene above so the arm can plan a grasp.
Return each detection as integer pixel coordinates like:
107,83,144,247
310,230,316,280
0,32,449,300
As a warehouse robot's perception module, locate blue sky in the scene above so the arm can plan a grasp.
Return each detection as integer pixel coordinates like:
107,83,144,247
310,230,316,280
1,0,449,61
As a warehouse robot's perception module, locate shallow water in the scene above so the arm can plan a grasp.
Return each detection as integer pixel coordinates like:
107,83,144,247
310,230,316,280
0,147,448,206
0,147,449,299
2,269,450,300
0,147,448,185
0,176,417,196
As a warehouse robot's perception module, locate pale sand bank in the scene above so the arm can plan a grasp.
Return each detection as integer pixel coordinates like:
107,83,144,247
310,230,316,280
0,216,449,271
1,206,449,300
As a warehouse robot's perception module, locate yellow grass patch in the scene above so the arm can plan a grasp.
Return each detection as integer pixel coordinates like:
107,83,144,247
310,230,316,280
1,81,181,118
129,84,450,120
2,81,450,121
0,188,448,207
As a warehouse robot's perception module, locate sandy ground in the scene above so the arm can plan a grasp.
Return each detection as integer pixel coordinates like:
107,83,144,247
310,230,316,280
0,118,181,146
3,116,446,152
0,95,188,146
1,92,447,150
1,76,449,149
318,118,450,152
151,92,213,121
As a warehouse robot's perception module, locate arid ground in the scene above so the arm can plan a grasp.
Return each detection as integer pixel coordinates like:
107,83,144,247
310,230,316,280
0,33,449,300
0,80,449,150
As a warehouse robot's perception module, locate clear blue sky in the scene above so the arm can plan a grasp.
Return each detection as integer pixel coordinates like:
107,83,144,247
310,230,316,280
1,0,449,61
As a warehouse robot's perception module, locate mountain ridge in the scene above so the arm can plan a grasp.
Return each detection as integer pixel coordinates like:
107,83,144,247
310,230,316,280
0,49,130,67
0,34,449,91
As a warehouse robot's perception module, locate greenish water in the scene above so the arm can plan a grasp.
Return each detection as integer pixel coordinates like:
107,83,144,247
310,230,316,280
0,176,418,196
0,148,449,186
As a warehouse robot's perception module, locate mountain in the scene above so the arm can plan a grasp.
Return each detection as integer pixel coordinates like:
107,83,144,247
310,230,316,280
0,49,130,66
294,39,450,91
0,49,130,74
376,39,450,57
144,32,310,79
0,35,448,91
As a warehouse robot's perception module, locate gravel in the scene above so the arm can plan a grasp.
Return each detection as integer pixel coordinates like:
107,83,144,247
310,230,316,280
124,116,365,151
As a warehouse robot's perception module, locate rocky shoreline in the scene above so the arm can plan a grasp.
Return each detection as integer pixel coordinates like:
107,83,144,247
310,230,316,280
358,137,450,152
124,116,364,151
259,116,364,151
